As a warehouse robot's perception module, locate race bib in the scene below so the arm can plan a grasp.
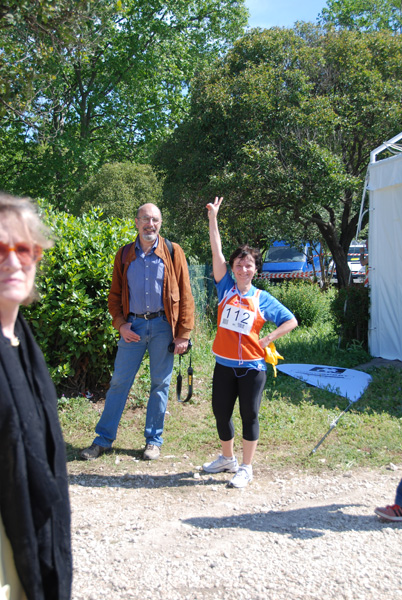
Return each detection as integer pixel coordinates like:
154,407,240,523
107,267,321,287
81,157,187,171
219,304,254,335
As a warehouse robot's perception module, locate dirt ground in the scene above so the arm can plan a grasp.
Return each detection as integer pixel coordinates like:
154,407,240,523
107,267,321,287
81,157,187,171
68,456,402,600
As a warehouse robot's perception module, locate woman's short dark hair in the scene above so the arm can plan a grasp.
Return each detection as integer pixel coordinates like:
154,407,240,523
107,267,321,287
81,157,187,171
229,244,263,272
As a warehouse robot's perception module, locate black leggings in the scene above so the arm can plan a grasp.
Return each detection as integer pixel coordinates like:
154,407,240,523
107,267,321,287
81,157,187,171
212,362,267,442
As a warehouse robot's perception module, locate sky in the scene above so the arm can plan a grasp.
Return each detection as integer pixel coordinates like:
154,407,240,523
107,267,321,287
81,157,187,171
245,0,328,29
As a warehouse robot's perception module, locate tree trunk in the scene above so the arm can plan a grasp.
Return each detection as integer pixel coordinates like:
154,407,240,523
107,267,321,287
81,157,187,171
314,220,352,289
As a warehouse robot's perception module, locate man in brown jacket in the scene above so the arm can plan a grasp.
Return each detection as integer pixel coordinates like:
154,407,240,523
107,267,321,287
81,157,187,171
81,203,194,461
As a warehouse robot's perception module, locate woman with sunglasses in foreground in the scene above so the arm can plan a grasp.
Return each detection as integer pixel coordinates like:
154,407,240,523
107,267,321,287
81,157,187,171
0,194,72,600
202,197,298,488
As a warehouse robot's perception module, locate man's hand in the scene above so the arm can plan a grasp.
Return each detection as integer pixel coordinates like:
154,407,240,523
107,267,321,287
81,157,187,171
119,322,141,343
173,337,189,355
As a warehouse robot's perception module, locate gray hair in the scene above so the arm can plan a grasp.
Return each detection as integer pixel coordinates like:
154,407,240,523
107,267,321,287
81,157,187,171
136,203,162,220
0,192,53,250
0,193,53,305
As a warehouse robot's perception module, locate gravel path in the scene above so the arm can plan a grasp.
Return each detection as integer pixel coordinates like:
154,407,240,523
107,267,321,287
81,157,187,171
69,462,402,600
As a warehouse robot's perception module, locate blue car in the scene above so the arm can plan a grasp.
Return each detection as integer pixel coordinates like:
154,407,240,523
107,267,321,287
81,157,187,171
260,241,323,283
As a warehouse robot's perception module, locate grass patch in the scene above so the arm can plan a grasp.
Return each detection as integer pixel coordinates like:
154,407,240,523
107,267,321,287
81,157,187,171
60,320,402,473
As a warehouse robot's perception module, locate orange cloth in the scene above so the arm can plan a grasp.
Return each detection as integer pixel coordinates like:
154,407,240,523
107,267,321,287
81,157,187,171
212,288,266,363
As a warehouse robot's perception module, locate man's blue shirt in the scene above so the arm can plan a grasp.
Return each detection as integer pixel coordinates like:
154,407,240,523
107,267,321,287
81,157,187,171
127,237,165,314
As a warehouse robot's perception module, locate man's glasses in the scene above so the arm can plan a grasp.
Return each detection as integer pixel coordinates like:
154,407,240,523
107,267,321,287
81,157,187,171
137,217,161,224
0,242,42,266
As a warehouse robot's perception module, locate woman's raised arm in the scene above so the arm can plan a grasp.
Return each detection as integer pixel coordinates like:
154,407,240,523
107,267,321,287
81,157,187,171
206,196,227,283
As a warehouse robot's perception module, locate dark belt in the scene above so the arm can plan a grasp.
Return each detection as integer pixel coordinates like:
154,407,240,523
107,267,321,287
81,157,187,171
128,310,165,320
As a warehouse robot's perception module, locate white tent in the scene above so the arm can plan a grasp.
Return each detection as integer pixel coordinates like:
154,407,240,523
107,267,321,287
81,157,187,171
365,133,402,360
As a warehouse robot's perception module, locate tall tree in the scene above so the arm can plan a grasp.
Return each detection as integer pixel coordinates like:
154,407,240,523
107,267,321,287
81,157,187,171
0,0,247,205
0,1,92,110
154,26,402,286
320,0,402,33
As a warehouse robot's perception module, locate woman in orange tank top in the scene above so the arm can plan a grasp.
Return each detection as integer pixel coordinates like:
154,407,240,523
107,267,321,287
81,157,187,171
202,197,298,488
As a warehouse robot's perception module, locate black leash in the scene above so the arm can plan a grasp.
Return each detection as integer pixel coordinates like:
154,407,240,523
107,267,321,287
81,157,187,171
168,339,193,402
176,351,193,403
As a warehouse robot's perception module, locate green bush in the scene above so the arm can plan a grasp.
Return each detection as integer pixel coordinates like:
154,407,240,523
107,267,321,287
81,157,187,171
254,278,335,327
22,203,137,395
330,284,369,349
73,162,163,220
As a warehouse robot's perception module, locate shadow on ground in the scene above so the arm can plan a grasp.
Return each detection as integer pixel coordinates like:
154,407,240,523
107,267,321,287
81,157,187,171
68,470,227,489
182,503,394,538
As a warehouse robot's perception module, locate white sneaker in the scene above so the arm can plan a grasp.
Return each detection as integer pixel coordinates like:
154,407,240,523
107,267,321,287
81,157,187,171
202,454,239,473
229,465,253,488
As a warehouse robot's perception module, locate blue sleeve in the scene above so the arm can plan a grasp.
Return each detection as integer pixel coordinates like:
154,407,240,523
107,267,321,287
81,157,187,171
214,271,236,303
259,290,295,326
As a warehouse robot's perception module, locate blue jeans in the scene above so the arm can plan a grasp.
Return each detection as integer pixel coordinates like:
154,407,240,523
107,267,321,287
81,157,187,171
396,479,402,506
94,314,174,448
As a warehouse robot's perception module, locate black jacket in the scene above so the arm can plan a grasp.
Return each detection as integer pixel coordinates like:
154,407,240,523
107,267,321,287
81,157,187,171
0,313,72,600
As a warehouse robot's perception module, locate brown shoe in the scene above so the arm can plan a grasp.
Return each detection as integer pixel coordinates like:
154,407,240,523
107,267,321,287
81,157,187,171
143,444,160,460
80,443,110,461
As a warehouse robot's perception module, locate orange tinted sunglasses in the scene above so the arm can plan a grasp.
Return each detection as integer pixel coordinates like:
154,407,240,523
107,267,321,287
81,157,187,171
0,241,42,265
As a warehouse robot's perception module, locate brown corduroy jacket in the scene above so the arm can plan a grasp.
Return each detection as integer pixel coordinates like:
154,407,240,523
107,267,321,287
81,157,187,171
108,235,195,339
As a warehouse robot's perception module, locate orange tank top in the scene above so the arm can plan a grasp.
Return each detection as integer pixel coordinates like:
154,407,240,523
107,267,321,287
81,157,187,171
212,286,266,364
